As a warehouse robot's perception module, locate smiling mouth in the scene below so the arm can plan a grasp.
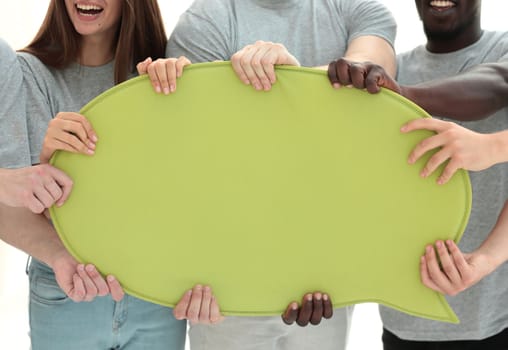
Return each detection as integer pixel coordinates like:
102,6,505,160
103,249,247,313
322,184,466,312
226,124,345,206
429,0,456,11
75,3,104,16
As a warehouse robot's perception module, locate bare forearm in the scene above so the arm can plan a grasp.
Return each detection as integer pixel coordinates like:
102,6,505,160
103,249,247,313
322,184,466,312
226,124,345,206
401,63,508,121
344,36,396,78
489,130,508,165
476,200,508,267
0,169,9,204
0,204,66,267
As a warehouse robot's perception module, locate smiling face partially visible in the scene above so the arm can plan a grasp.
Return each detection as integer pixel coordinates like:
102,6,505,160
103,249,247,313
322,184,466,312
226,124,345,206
414,0,482,52
65,0,122,40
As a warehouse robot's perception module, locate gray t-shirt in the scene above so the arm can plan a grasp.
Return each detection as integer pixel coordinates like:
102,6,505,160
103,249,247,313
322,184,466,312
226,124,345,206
0,39,30,168
17,53,115,165
381,31,508,341
167,0,396,66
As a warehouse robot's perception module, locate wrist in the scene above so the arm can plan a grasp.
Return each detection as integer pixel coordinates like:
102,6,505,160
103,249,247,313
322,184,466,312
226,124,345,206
0,169,7,202
399,85,415,103
477,242,508,269
491,130,508,165
47,247,74,271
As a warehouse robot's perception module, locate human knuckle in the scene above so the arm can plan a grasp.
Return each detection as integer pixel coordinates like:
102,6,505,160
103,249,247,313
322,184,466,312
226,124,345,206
442,265,454,275
240,57,251,66
260,57,271,66
251,59,261,68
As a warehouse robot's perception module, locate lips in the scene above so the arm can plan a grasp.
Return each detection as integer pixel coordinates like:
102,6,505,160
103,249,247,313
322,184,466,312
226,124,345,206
75,3,104,16
429,0,456,11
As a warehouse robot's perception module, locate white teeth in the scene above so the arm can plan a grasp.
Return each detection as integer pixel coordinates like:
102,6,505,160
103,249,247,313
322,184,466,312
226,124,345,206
430,0,455,8
76,4,103,11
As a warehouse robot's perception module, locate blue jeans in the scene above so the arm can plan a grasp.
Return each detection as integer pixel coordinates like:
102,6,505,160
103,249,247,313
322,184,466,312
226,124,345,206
28,259,186,350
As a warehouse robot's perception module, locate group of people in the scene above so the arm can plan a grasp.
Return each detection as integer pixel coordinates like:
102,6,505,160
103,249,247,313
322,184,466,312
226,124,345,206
0,0,507,349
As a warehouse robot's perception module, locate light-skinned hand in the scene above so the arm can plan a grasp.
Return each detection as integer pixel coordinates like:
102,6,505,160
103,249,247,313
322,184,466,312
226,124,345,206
231,40,300,91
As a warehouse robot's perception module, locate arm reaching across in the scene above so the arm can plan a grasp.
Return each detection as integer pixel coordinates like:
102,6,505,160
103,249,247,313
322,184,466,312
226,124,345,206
0,204,124,302
401,119,508,184
327,61,508,121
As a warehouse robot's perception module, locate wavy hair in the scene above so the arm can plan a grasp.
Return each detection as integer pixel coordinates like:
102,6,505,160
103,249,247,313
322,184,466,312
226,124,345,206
21,0,167,83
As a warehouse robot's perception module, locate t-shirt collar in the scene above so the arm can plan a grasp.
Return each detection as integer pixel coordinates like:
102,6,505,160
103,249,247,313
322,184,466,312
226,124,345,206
252,0,301,9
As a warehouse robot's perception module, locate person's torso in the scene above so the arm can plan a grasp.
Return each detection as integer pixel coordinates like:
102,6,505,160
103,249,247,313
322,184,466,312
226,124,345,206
381,30,508,341
18,52,115,164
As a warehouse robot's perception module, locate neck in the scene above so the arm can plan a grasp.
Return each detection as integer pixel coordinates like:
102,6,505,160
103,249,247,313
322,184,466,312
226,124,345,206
426,24,483,54
78,32,116,66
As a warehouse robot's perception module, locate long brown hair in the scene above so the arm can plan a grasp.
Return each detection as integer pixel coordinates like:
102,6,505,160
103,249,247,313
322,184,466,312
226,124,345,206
21,0,167,84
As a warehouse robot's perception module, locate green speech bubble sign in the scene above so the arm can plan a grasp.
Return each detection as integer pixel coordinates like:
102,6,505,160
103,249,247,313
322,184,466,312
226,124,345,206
50,62,471,323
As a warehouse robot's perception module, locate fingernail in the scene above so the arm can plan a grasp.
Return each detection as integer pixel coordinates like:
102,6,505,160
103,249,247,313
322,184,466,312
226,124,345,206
163,87,170,95
88,142,96,149
78,264,85,272
400,125,408,132
87,149,95,155
170,85,176,93
333,83,341,89
155,86,161,94
91,135,98,142
107,275,115,282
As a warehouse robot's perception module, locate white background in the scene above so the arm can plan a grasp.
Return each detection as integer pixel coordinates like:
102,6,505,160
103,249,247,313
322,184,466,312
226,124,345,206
0,1,506,349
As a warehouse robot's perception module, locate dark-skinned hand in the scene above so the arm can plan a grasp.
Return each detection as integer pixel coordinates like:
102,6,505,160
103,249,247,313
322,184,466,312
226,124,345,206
281,292,333,326
327,58,401,94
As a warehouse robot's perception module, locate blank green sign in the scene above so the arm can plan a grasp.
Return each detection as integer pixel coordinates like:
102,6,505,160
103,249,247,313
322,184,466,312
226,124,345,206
50,62,471,323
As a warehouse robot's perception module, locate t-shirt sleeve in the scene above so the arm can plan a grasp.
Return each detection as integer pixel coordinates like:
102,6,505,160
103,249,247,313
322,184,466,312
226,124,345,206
496,33,508,62
17,54,54,165
341,0,397,48
166,0,233,63
0,40,30,168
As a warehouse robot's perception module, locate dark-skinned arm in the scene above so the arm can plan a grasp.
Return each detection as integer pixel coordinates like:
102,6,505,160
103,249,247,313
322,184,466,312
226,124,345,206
328,60,508,121
401,63,508,121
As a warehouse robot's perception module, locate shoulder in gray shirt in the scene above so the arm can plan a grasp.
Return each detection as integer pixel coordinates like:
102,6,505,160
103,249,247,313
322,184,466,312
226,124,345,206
0,39,30,168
